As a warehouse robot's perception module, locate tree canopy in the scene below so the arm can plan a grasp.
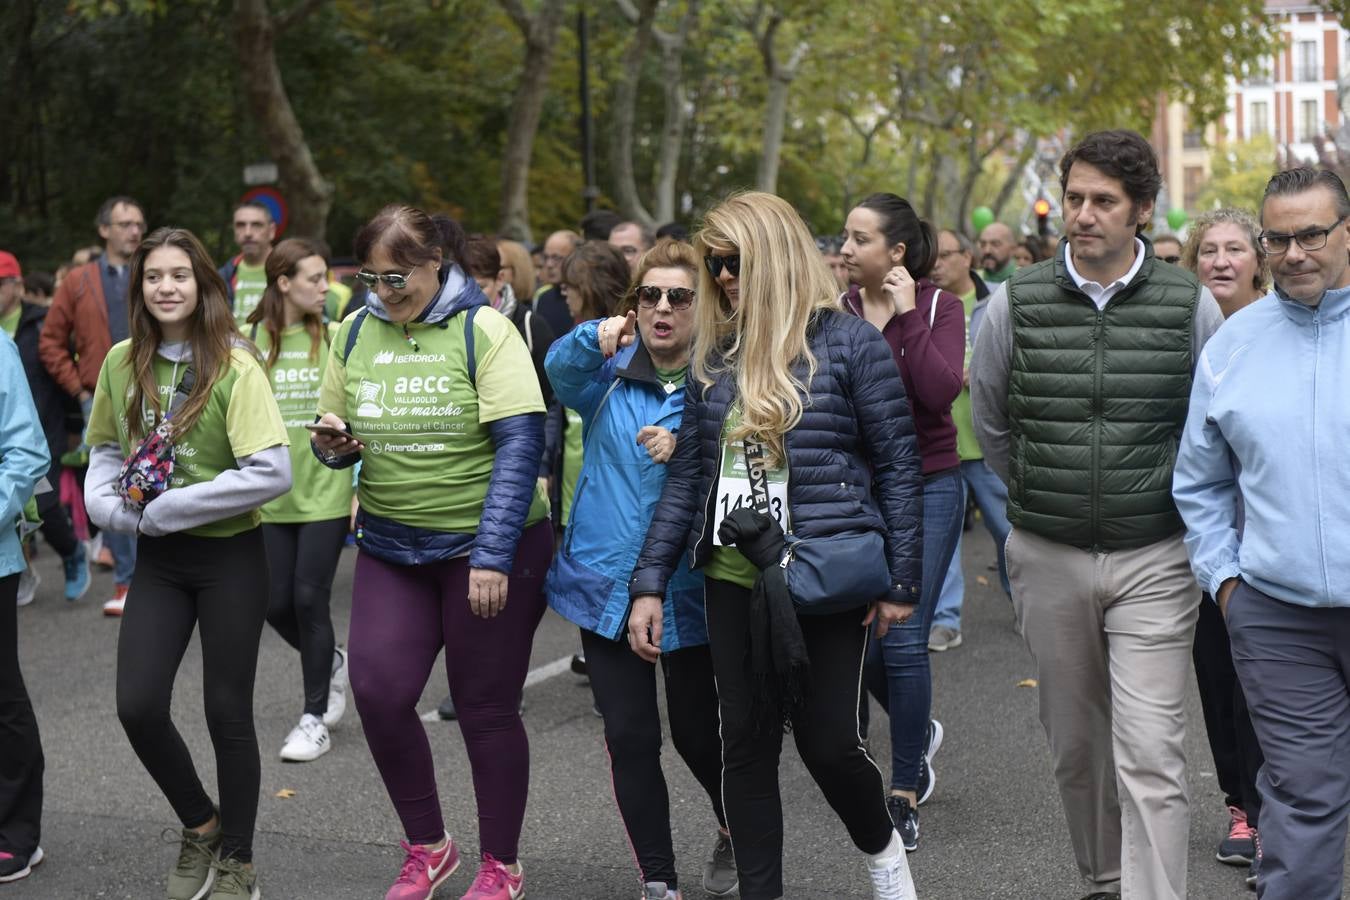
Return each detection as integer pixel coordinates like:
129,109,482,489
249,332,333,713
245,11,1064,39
1,0,1278,269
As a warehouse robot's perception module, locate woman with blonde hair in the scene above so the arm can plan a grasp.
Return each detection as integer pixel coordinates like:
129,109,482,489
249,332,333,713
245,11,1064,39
629,192,922,900
494,239,536,310
1179,206,1268,889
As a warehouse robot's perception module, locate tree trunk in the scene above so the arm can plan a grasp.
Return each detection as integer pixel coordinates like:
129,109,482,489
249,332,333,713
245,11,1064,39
610,0,660,227
753,13,806,194
233,0,332,239
498,0,568,243
991,138,1037,220
652,0,699,223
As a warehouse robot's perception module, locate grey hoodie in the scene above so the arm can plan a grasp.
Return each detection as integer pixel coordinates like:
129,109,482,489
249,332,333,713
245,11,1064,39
85,340,291,537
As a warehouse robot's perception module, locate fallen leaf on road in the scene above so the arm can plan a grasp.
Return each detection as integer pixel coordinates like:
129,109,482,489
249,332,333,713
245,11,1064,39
275,789,296,799
1016,679,1038,688
976,575,989,586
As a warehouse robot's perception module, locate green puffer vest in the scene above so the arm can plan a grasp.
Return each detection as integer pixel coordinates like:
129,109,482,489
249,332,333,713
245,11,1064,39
1007,247,1199,551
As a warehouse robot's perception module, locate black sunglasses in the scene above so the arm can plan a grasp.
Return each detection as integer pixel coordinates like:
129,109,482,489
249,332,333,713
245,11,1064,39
703,254,741,279
636,285,696,309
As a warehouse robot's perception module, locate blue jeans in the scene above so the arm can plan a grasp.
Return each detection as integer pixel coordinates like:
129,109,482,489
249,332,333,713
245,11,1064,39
931,460,1011,631
864,469,964,791
105,530,137,586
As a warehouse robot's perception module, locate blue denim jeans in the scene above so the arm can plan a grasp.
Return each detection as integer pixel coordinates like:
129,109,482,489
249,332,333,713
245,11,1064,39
105,530,137,587
931,459,1011,631
864,468,965,791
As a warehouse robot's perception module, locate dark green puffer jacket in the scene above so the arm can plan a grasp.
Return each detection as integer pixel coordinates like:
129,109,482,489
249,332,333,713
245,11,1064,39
1006,249,1199,551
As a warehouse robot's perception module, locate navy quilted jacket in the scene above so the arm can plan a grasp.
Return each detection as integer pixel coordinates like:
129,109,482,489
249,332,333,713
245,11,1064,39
628,309,924,604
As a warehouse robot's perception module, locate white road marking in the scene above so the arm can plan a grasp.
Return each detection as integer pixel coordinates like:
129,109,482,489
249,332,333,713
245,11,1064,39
420,655,575,722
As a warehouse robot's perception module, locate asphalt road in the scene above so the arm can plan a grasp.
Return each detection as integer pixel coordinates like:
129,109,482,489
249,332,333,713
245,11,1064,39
12,525,1345,899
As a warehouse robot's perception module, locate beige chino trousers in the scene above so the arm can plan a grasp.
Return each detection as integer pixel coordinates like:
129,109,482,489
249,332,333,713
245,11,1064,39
1006,527,1199,900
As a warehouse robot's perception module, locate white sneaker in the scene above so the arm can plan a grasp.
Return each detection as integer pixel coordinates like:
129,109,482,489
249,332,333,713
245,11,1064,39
16,566,40,607
866,831,917,900
102,584,128,617
323,647,348,727
279,714,331,762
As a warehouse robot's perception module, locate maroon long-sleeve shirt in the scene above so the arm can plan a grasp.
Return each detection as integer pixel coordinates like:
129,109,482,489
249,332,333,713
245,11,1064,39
843,279,965,474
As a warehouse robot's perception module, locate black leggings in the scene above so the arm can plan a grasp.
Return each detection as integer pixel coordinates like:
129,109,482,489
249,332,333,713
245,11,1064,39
580,628,726,889
1193,592,1263,826
0,573,43,859
704,577,892,900
116,529,268,863
262,518,347,717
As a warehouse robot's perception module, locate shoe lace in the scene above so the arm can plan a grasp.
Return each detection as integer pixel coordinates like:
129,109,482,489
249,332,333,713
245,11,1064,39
470,854,509,891
210,857,251,895
395,841,433,884
164,828,215,876
1227,805,1255,840
867,853,912,900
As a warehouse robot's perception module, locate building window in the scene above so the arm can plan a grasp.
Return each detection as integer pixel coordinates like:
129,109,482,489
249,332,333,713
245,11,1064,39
1297,40,1319,81
1246,57,1273,85
1183,166,1205,212
1250,100,1270,136
1300,98,1320,140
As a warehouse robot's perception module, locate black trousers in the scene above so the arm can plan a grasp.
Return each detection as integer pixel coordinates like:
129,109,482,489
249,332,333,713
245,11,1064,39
116,529,268,863
35,460,76,559
0,573,43,859
704,578,892,900
262,518,347,717
1193,593,1263,826
581,627,726,889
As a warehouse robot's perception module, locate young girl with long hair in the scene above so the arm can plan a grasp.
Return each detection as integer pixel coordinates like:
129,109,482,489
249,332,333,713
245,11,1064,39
246,238,354,763
629,192,922,900
84,227,290,900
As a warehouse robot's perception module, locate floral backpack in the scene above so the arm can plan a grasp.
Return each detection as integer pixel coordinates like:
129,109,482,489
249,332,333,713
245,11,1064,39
115,367,195,510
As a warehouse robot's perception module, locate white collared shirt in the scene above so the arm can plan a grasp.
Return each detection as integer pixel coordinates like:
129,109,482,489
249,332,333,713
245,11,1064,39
1064,237,1147,310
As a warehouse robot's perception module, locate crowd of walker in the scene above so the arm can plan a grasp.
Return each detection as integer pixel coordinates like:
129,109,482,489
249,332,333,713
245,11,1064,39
0,127,1347,900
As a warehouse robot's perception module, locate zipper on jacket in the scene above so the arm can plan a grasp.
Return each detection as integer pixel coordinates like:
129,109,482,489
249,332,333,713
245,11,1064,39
1312,317,1330,601
1090,307,1105,550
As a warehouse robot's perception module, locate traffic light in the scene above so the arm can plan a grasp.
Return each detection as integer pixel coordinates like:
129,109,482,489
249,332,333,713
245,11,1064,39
1034,198,1051,236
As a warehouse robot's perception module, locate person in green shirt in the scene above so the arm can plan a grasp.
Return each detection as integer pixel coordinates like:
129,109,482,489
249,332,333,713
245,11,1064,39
247,238,356,765
83,227,290,900
978,221,1017,284
311,206,550,900
219,200,276,327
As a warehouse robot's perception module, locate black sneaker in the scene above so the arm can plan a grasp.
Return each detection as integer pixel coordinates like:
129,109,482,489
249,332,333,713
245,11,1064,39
437,694,458,721
887,795,918,852
570,654,588,677
917,719,943,806
1246,832,1261,890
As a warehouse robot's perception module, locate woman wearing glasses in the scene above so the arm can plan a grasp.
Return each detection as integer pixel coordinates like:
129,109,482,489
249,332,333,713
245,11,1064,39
1178,208,1269,889
311,206,551,900
630,192,921,900
544,239,733,900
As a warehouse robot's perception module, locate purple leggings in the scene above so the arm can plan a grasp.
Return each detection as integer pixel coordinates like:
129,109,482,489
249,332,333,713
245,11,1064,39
349,521,552,862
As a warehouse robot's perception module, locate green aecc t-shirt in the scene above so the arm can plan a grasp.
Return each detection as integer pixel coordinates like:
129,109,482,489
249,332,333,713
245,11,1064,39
318,306,549,533
254,323,354,523
86,341,290,537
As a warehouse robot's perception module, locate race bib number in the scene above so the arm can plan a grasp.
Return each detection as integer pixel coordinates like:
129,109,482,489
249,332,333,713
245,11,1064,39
712,435,788,546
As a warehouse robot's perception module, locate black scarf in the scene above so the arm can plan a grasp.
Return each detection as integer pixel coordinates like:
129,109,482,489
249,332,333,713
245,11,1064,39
716,508,811,734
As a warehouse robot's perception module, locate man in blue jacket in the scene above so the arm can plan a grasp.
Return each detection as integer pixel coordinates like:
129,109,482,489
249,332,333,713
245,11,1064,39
1174,167,1350,900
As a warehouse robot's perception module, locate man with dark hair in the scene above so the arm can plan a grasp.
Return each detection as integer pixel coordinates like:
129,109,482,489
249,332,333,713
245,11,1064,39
608,221,654,274
971,129,1223,900
579,208,623,243
38,196,146,616
928,228,1008,651
1174,166,1350,899
219,200,276,325
655,221,689,242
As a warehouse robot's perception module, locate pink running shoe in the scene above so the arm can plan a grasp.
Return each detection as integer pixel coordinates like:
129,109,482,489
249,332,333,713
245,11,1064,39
386,834,459,900
460,854,524,900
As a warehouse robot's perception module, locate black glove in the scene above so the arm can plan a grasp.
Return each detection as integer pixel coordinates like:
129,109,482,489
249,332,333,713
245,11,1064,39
717,507,786,571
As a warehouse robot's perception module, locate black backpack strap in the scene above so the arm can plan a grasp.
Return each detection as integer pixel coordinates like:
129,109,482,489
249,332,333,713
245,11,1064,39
166,367,196,419
342,307,371,364
248,322,259,342
464,305,480,388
